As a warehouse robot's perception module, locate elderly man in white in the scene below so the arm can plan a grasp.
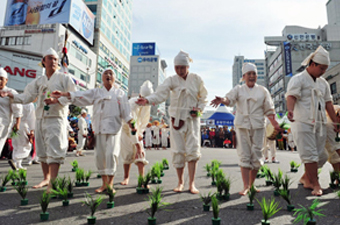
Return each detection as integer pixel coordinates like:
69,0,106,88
0,48,77,191
12,102,36,170
286,46,339,196
76,109,88,157
51,68,135,193
136,50,208,194
120,80,153,186
211,63,281,196
0,68,22,167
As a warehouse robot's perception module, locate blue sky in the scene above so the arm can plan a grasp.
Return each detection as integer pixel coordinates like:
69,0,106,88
0,0,329,110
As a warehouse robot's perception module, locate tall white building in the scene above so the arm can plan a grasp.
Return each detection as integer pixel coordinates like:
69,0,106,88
232,56,266,87
84,0,133,92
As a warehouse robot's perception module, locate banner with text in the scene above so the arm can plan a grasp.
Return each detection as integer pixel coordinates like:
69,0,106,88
283,42,293,77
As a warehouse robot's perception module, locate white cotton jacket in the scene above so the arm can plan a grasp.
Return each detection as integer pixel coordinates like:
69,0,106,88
0,86,23,126
77,117,87,136
69,86,132,135
226,84,275,129
12,71,77,119
285,69,332,125
146,73,208,126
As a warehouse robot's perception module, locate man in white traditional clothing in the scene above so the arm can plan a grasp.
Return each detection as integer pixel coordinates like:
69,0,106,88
136,50,208,194
263,118,279,163
0,68,22,169
51,68,135,193
0,48,77,191
120,80,153,186
211,63,281,195
325,105,340,174
76,109,88,157
12,103,36,170
144,123,152,150
286,45,339,196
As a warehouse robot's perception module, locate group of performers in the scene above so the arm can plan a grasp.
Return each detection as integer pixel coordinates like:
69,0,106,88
0,45,340,196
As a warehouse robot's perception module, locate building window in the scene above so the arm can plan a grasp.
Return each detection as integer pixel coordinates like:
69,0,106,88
331,82,337,94
23,36,30,45
97,72,102,83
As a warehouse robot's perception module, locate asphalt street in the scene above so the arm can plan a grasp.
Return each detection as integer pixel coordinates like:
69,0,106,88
0,147,339,225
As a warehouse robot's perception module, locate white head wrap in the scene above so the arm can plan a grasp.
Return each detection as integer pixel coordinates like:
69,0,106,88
0,67,8,79
101,68,116,84
242,63,257,75
140,80,154,97
43,48,59,59
301,45,330,66
81,109,87,114
174,50,193,66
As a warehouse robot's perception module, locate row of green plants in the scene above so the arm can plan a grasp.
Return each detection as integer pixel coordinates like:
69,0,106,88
204,159,222,186
75,168,92,186
0,169,28,192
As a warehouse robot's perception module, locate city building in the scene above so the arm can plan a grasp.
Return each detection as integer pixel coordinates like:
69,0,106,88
322,62,340,105
232,56,266,88
128,42,168,122
84,0,133,92
264,0,340,113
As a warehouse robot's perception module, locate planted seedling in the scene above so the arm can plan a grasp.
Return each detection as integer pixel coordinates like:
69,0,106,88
273,169,283,196
257,197,281,225
75,168,84,186
282,174,291,191
15,182,28,205
83,192,103,224
11,170,19,186
137,175,144,194
279,189,294,211
262,165,274,186
200,191,215,211
293,199,325,225
143,172,152,193
67,176,74,198
162,158,169,170
71,160,79,172
40,191,51,221
211,195,220,225
0,170,13,192
204,163,211,177
106,185,116,208
52,187,69,206
290,161,300,173
18,169,27,185
247,185,257,210
146,186,169,225
84,170,92,186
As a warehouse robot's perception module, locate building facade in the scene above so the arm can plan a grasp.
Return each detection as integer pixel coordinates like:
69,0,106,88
232,56,266,88
84,0,133,92
129,52,168,122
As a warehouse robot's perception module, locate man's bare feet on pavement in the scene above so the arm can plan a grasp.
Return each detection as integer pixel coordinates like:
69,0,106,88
299,177,313,189
239,187,249,196
173,184,184,192
312,186,323,196
32,179,49,189
95,186,107,193
189,185,199,194
120,178,129,185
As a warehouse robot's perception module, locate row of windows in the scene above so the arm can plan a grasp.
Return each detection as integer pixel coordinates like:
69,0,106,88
68,65,91,83
0,36,31,46
66,43,92,67
269,54,282,73
99,42,129,73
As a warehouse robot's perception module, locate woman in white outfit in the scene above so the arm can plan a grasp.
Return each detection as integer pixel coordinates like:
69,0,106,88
76,109,88,157
211,63,281,195
0,68,22,165
51,68,135,193
12,103,35,169
161,124,169,149
152,120,160,150
120,80,153,186
144,123,152,150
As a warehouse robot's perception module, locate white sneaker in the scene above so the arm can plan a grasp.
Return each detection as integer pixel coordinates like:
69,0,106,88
28,161,33,166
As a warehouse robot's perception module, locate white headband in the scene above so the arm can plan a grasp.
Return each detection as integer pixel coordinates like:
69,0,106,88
0,67,8,79
140,80,154,97
43,48,59,59
242,63,257,75
301,45,330,66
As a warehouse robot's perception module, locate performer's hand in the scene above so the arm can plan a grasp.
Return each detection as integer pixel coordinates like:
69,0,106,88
138,135,143,141
13,123,20,132
272,120,284,133
135,97,149,106
44,98,59,105
210,96,223,108
0,91,13,98
135,144,145,159
51,90,64,98
287,110,295,122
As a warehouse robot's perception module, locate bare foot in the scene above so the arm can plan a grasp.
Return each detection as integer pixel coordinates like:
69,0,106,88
95,186,107,193
32,179,49,189
120,178,129,185
173,184,184,192
239,187,249,196
189,186,199,194
311,186,323,196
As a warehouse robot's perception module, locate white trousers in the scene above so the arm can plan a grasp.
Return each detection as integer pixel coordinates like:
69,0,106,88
325,122,340,164
236,127,265,170
170,117,201,168
35,118,68,164
161,134,168,147
145,133,152,147
262,138,276,159
76,135,86,151
291,121,328,167
120,131,148,165
12,128,31,161
95,133,121,175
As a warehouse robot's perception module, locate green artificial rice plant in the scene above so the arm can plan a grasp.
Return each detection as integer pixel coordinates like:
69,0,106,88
293,199,325,225
257,197,281,223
